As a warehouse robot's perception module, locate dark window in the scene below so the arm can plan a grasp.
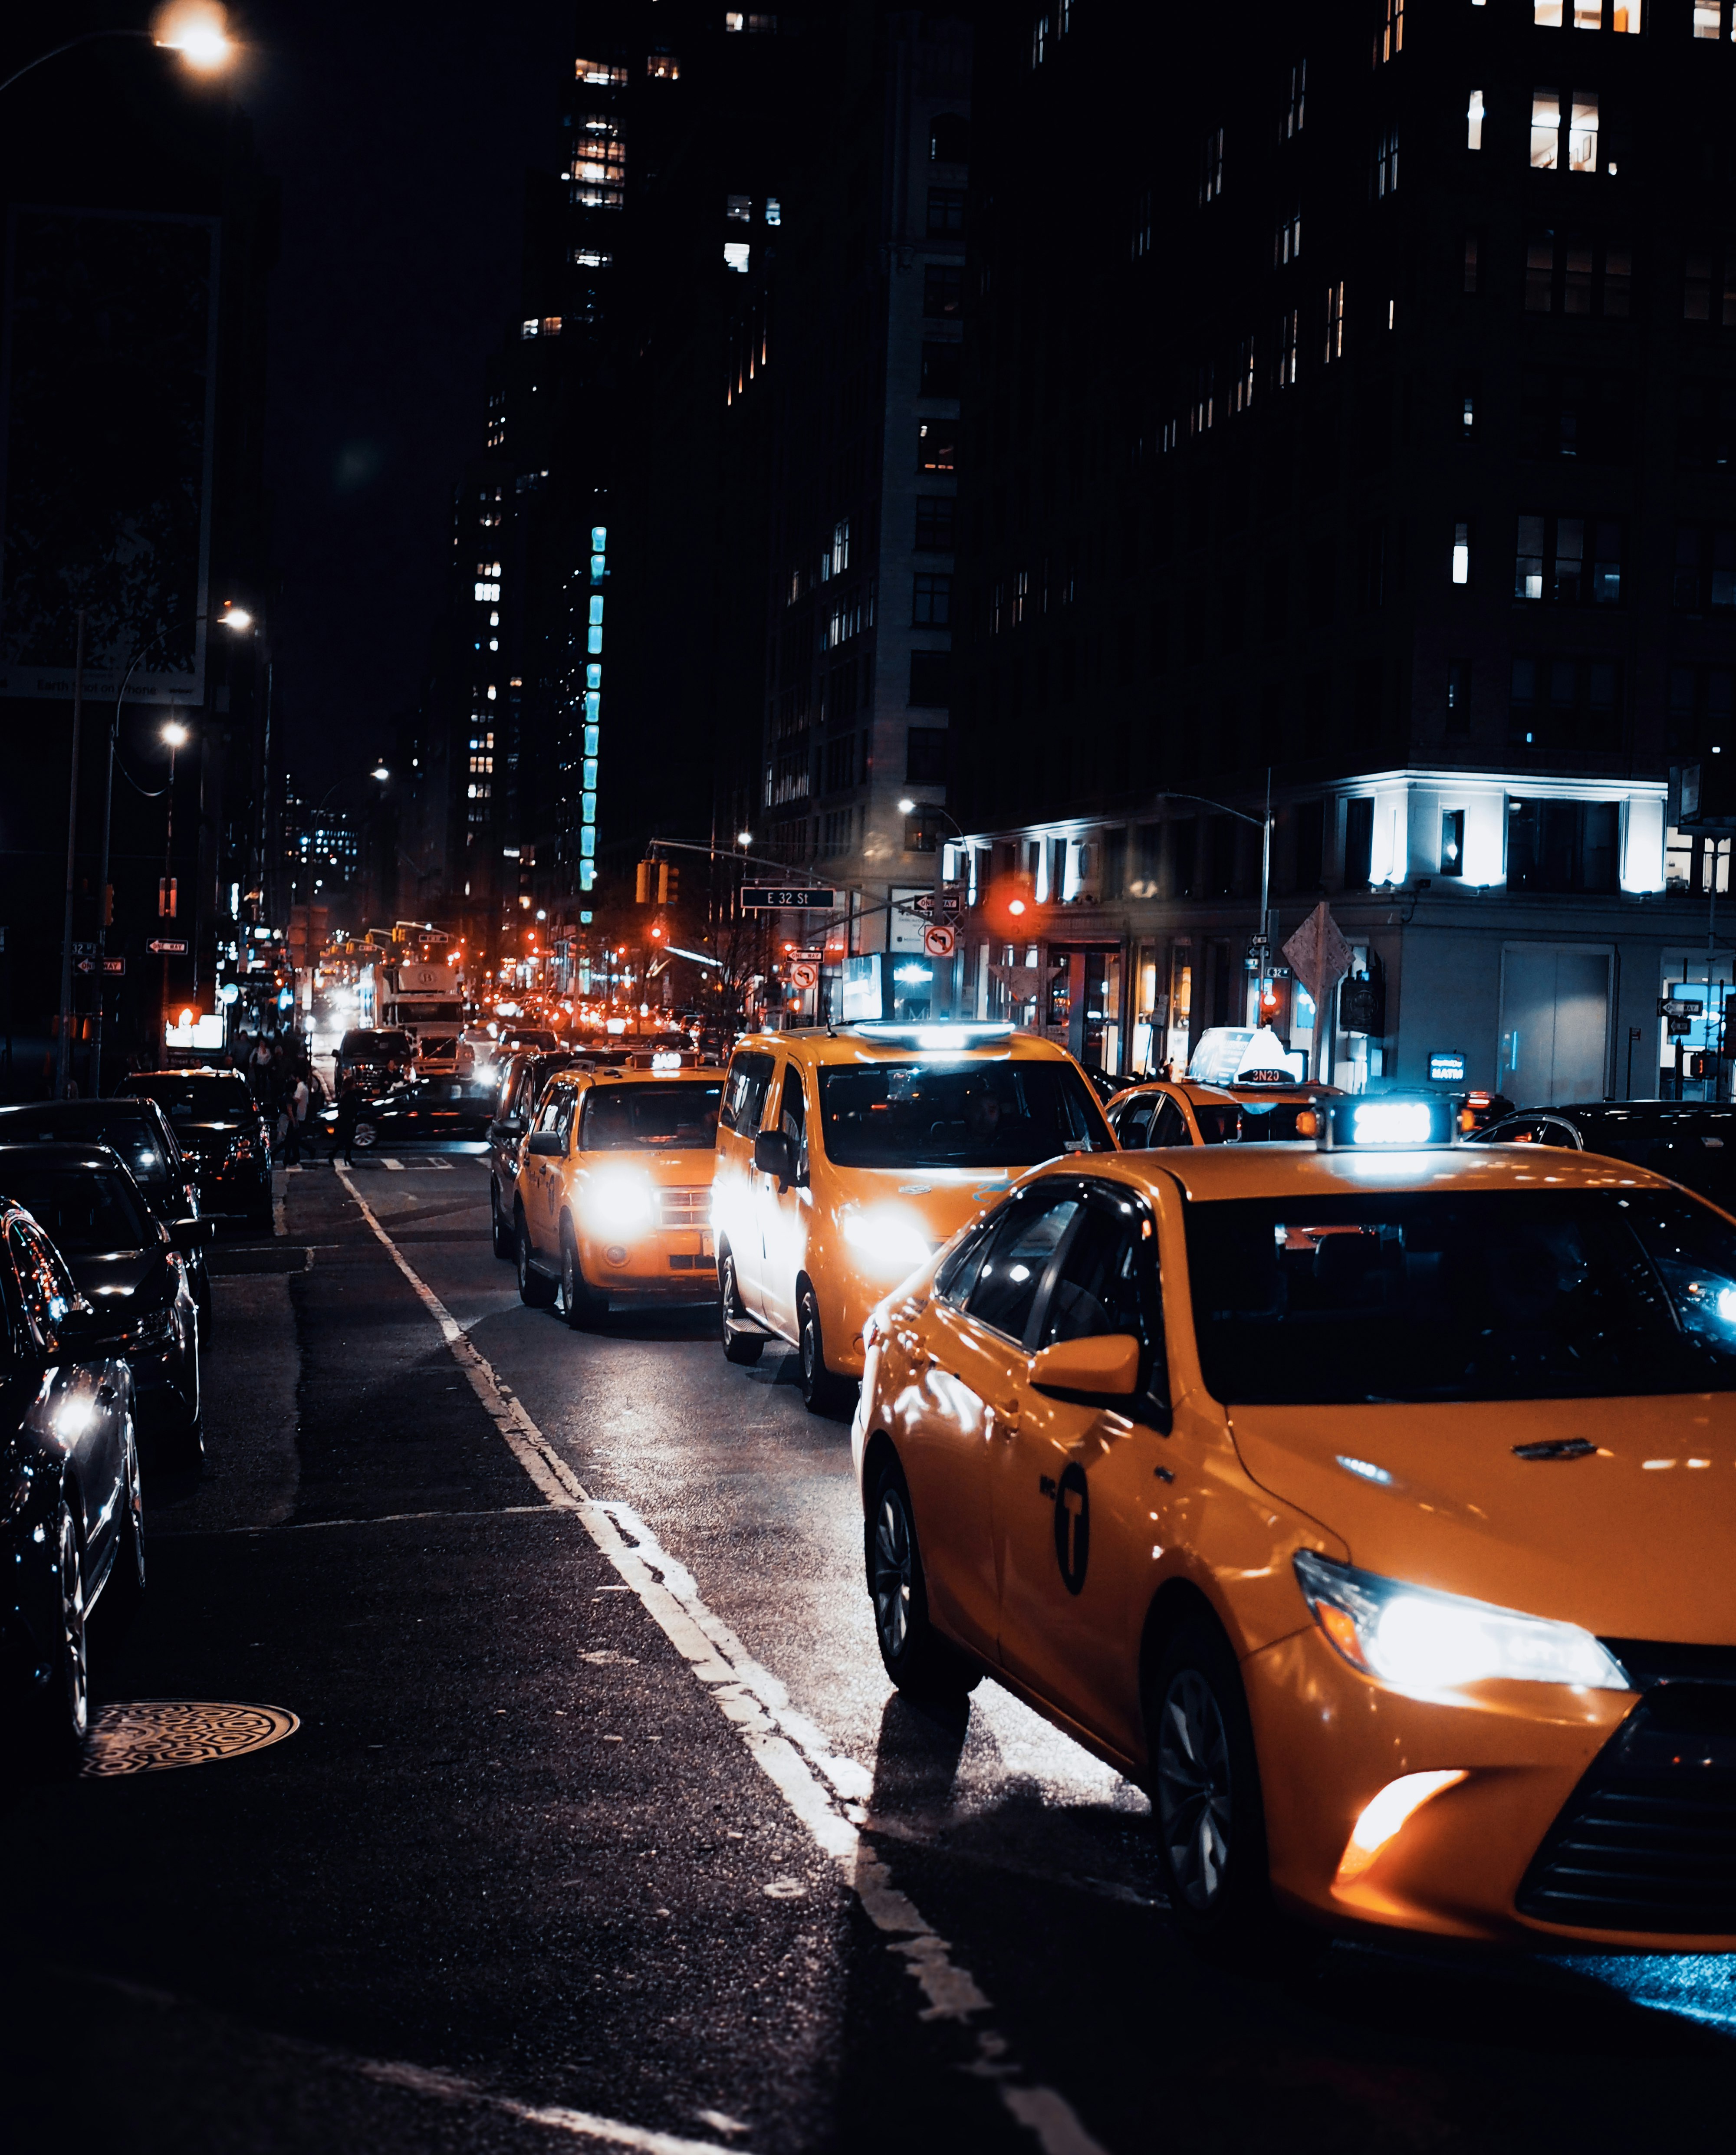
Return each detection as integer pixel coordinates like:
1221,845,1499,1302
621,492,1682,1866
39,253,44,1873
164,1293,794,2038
904,808,942,854
1440,808,1466,877
917,421,955,471
1207,814,1237,897
1293,799,1324,892
1102,825,1128,899
912,573,953,626
1519,369,1634,464
922,263,963,318
1674,523,1736,612
908,650,950,707
1447,659,1471,733
720,1050,775,1133
1345,796,1374,886
1678,381,1736,470
1463,232,1480,293
1506,798,1619,891
1509,654,1624,752
930,112,969,165
905,726,947,782
915,496,956,550
1303,670,1329,750
967,1187,1084,1343
1516,514,1623,605
920,342,962,398
1036,1196,1166,1413
926,187,966,236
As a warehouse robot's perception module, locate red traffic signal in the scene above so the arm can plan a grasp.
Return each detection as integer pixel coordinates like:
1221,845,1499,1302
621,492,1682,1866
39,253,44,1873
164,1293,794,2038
980,873,1046,938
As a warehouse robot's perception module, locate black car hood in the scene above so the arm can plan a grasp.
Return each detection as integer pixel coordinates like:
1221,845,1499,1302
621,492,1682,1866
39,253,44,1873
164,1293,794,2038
66,1248,171,1307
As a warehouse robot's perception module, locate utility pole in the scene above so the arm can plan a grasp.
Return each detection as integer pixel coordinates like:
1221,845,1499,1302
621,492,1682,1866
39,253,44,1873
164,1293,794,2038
56,609,86,1098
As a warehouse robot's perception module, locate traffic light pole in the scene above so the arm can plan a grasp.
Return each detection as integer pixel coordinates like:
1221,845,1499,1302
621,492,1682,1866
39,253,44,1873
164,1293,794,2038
55,609,86,1099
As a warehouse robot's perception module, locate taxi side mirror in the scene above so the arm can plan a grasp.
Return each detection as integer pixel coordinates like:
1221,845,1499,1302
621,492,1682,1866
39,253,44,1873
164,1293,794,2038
526,1129,564,1158
753,1130,795,1190
1029,1333,1142,1407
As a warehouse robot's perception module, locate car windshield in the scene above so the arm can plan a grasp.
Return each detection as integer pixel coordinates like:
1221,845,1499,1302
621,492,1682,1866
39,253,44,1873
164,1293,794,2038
128,1076,252,1122
1186,1189,1736,1404
1,1170,152,1254
0,1108,172,1190
818,1060,1113,1169
1233,1100,1318,1143
581,1083,723,1151
340,1031,411,1058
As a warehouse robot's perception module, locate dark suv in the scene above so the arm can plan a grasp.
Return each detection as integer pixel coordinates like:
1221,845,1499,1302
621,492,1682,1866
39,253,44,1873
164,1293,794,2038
124,1068,272,1227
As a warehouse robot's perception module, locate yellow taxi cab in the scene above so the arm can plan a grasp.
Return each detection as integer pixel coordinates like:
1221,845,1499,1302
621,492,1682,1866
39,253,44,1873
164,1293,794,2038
711,1021,1115,1410
1105,1076,1341,1147
851,1091,1736,1955
512,1065,723,1324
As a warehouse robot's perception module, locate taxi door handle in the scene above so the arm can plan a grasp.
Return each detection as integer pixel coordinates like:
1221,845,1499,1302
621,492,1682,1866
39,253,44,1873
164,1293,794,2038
994,1395,1021,1433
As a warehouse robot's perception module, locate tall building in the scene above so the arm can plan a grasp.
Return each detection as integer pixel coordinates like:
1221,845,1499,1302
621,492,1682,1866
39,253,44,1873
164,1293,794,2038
754,10,973,1003
946,0,1736,1099
0,38,275,1094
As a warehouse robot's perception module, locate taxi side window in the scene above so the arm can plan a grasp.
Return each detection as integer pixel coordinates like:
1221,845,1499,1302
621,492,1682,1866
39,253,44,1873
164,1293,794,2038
934,1216,996,1305
533,1092,564,1135
1036,1193,1168,1408
1116,1099,1155,1147
779,1066,809,1180
720,1051,776,1135
553,1089,579,1152
1149,1098,1190,1147
966,1187,1083,1343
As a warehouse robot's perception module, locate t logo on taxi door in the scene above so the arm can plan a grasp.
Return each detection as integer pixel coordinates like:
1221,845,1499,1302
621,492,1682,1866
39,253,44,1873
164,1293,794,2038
1053,1462,1089,1596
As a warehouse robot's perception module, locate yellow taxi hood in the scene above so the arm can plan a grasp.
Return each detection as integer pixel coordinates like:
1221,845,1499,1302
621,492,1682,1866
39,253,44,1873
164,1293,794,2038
823,1160,1017,1244
1228,1396,1736,1646
624,1148,719,1185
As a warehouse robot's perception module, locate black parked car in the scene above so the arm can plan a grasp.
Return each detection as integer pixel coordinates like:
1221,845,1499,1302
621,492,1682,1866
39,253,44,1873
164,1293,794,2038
123,1067,272,1228
1468,1100,1736,1211
0,1142,208,1465
319,1074,503,1151
0,1097,213,1327
335,1028,414,1088
0,1193,144,1764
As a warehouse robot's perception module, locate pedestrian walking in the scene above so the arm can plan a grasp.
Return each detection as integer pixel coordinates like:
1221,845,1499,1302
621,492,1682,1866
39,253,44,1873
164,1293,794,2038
248,1035,272,1098
284,1065,311,1168
335,1077,363,1168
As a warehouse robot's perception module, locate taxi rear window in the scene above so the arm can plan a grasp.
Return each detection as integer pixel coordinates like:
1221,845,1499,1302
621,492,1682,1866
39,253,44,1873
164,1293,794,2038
1186,1189,1736,1403
581,1083,723,1151
818,1060,1112,1169
1233,1100,1318,1143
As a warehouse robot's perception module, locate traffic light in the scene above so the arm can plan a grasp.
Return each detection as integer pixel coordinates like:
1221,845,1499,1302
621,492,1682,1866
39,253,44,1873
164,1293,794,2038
635,859,653,903
657,861,679,904
980,873,1045,940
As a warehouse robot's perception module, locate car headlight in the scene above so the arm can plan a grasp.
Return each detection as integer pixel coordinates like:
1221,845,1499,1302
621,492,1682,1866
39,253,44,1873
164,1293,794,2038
125,1304,176,1354
589,1171,653,1228
840,1208,934,1278
1292,1550,1631,1697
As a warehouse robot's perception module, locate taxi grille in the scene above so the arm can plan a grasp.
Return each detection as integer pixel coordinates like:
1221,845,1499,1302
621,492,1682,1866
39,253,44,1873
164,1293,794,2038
1517,1641,1736,1933
656,1186,710,1231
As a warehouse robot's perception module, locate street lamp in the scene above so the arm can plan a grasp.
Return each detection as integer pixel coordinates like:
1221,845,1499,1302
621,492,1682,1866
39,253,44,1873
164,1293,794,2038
0,3,237,98
82,604,257,1094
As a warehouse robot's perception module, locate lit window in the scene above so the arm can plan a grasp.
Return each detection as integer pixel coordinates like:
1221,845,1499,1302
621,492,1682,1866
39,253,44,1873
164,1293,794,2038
1568,92,1598,171
1532,88,1561,168
1535,0,1562,20
1518,516,1546,600
832,519,850,575
1031,9,1049,67
1376,0,1402,63
1373,126,1398,197
917,421,955,471
1275,207,1301,264
1575,0,1602,20
542,316,562,336
474,581,500,602
1614,0,1641,25
521,318,539,338
724,242,750,273
1276,307,1299,385
1323,280,1344,362
726,194,753,222
647,51,679,79
1693,0,1720,31
766,197,781,224
1453,522,1471,584
576,56,627,84
1233,335,1255,412
1467,89,1484,151
1282,58,1305,139
724,11,778,29
1200,127,1223,205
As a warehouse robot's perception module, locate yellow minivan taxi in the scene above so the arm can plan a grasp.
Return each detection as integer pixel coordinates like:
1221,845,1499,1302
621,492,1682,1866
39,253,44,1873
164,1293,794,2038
711,1022,1115,1409
851,1094,1736,1956
512,1067,722,1324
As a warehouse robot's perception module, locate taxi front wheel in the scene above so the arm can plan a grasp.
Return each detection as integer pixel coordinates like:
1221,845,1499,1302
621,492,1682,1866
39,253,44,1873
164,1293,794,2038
866,1465,980,1702
561,1224,608,1329
1148,1619,1288,1960
798,1283,852,1415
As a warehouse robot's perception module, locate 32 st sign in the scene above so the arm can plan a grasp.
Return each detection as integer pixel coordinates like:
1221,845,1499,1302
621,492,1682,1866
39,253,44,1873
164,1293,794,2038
740,887,836,910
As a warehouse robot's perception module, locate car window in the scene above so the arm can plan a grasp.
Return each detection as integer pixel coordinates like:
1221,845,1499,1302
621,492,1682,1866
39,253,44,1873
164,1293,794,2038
534,1090,568,1135
818,1059,1113,1169
778,1066,808,1178
934,1215,998,1306
1187,1188,1736,1404
1036,1191,1169,1411
1115,1099,1155,1147
1149,1097,1190,1147
720,1051,776,1135
580,1083,723,1151
966,1186,1084,1343
1,1170,152,1255
1233,1099,1322,1143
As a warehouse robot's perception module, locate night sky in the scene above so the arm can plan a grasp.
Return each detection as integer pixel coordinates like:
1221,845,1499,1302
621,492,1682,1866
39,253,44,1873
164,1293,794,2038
237,0,571,785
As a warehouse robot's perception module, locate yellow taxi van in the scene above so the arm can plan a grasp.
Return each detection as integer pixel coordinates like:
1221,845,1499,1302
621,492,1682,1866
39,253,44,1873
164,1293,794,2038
711,1022,1115,1409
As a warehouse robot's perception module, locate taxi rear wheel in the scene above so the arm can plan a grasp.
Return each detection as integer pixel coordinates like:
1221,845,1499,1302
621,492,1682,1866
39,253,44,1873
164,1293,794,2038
866,1465,978,1702
1148,1620,1279,1956
719,1250,763,1366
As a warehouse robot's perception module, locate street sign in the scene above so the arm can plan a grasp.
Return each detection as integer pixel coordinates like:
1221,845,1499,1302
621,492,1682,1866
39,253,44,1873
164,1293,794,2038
102,958,125,976
75,958,96,976
923,923,957,959
910,887,963,920
789,960,819,991
1660,996,1705,1017
148,937,190,956
741,886,837,910
1667,1013,1695,1038
72,940,96,958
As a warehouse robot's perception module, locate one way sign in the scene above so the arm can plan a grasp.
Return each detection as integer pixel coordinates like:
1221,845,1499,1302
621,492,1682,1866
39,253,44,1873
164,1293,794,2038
147,937,189,956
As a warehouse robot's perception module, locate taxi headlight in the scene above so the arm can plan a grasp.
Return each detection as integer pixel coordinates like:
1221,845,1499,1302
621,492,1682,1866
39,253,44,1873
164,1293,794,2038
1292,1550,1631,1697
590,1171,653,1228
841,1208,934,1278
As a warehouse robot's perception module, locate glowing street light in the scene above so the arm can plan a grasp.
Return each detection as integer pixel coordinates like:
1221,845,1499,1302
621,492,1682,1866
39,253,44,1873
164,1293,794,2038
737,831,753,847
372,764,389,781
161,718,191,749
219,603,252,631
151,0,233,69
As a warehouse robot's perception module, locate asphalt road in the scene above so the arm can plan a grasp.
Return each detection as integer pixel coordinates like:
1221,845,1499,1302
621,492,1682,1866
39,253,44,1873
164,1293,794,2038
5,1147,1736,2155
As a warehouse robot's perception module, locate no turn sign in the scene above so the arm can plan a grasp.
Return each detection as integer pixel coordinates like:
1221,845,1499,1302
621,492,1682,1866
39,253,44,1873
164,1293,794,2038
790,960,819,991
923,923,957,959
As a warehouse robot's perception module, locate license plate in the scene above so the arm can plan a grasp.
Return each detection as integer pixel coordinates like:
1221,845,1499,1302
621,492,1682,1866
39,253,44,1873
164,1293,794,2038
700,1230,714,1257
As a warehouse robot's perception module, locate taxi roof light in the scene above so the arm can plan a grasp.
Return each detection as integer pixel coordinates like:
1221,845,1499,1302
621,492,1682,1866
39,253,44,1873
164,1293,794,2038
850,1021,1014,1046
1318,1093,1460,1152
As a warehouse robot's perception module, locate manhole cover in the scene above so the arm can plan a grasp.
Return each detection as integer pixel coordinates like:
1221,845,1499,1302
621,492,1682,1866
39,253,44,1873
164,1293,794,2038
82,1700,300,1777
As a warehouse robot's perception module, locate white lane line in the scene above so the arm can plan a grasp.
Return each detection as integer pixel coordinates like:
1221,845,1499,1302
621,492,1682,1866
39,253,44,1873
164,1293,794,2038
152,1505,554,1538
357,2057,756,2154
381,1156,406,1171
334,1166,1112,2155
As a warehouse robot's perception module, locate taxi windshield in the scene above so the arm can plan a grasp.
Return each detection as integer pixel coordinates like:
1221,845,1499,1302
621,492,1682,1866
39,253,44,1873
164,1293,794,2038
1187,1189,1736,1403
581,1083,723,1151
818,1060,1113,1169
